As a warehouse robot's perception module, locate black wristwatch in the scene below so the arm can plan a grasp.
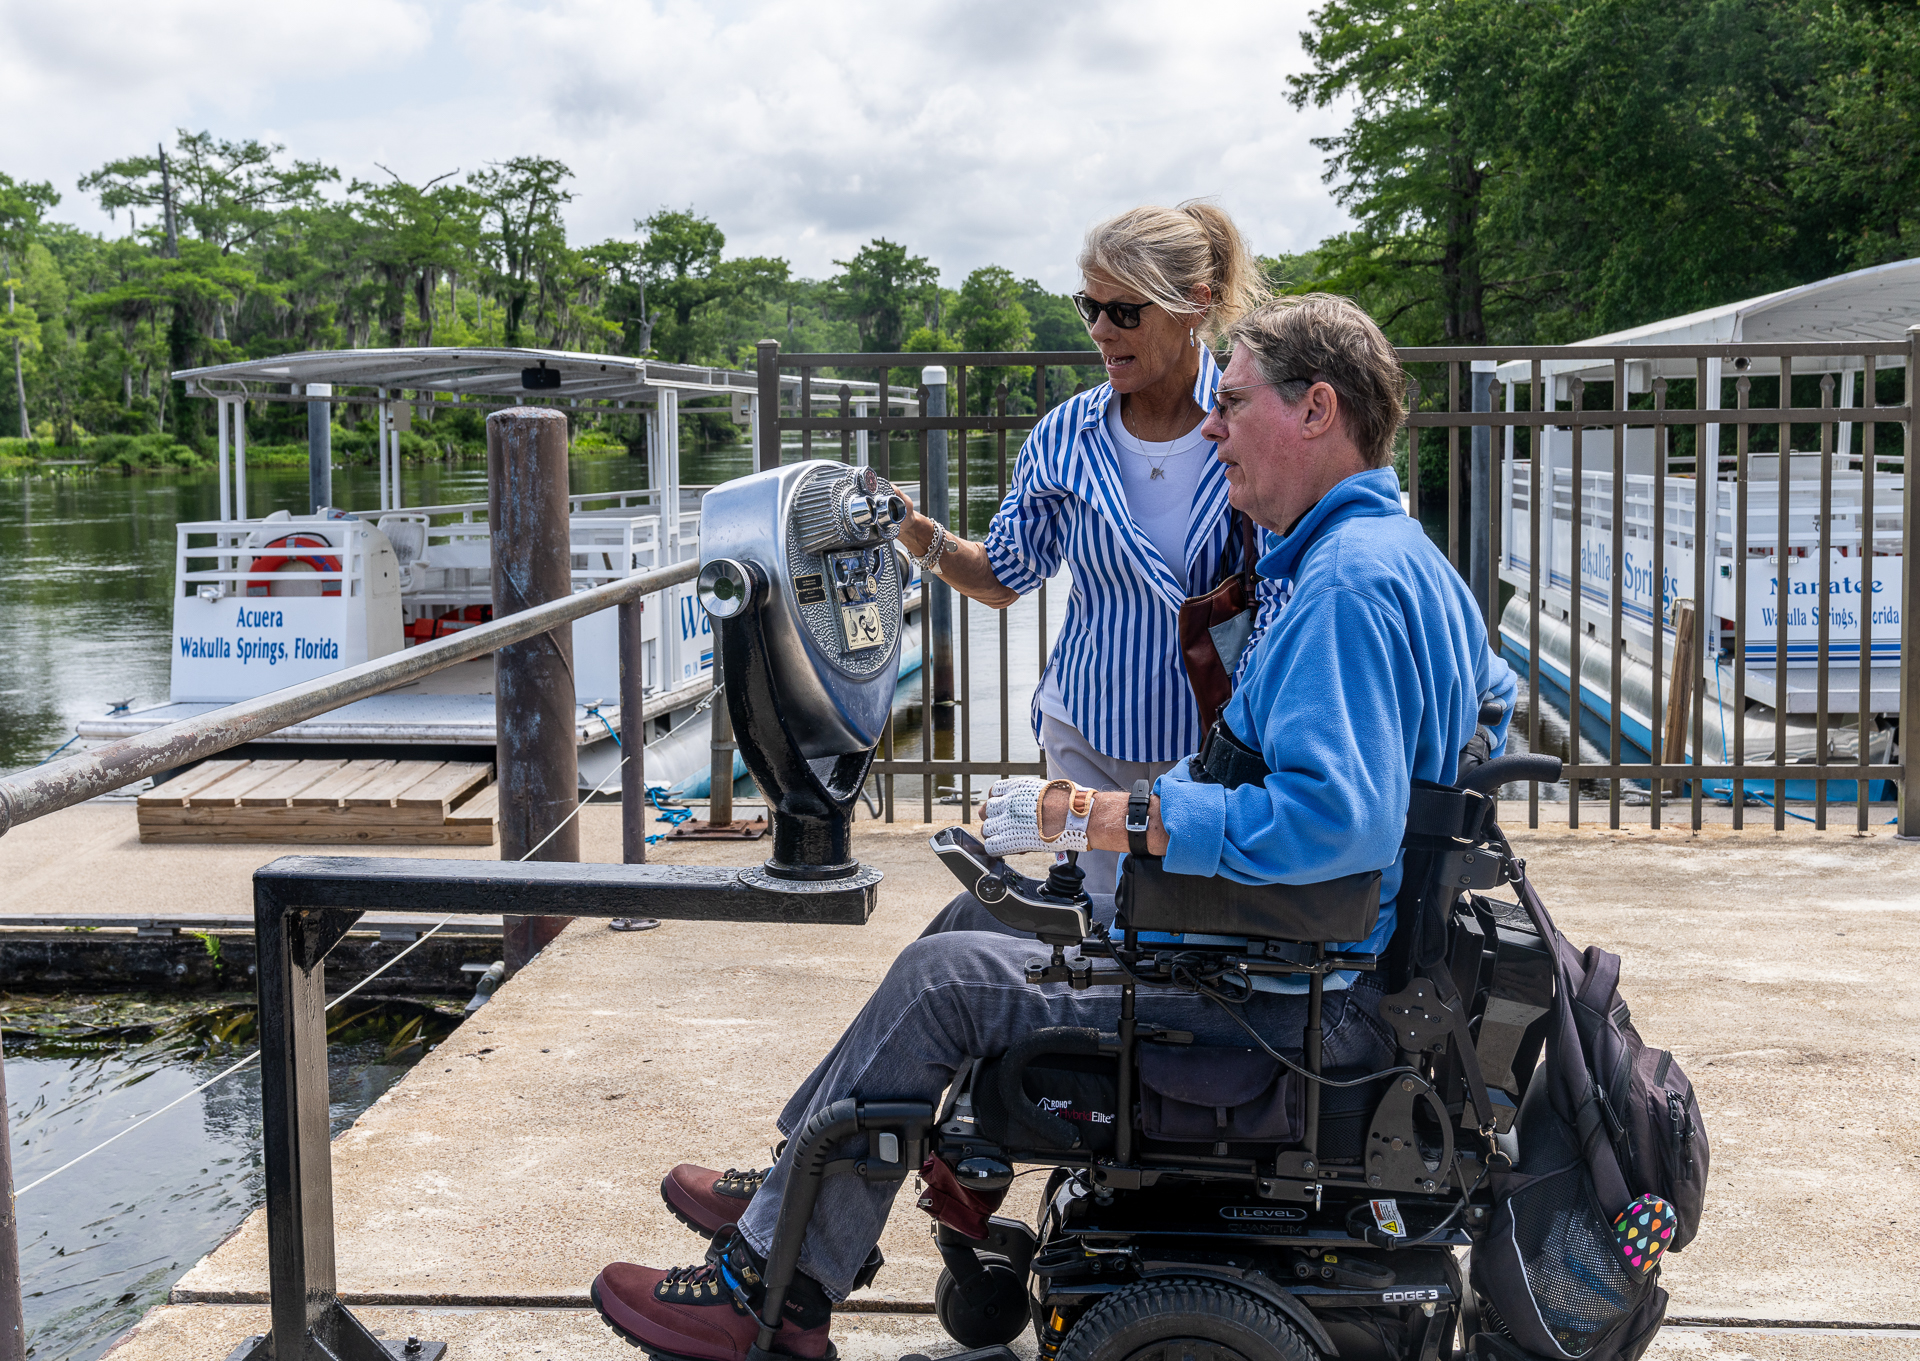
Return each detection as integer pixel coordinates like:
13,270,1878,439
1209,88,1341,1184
1126,779,1153,858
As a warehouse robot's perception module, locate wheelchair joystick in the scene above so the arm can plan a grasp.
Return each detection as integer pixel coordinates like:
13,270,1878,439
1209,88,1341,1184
1043,851,1089,905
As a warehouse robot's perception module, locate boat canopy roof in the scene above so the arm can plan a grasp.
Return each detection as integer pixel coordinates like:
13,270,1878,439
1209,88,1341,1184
1493,256,1920,385
174,346,915,407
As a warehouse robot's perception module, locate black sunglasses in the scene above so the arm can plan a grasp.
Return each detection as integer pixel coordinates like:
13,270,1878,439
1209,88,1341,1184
1072,293,1156,330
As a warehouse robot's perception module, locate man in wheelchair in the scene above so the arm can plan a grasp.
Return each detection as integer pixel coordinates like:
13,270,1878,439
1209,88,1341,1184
594,294,1525,1361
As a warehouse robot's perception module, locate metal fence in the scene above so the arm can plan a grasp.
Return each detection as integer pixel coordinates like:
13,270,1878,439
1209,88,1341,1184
755,336,1917,837
754,343,1105,823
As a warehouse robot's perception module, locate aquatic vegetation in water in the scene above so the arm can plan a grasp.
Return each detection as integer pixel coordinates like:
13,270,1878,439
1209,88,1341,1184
0,992,464,1062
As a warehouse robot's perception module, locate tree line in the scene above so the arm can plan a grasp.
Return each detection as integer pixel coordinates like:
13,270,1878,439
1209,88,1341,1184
1281,0,1920,345
0,139,1085,461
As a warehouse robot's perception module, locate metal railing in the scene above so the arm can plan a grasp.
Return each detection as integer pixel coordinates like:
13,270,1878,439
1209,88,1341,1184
0,560,697,836
754,343,1105,822
1400,338,1914,835
755,336,1916,836
244,851,870,1361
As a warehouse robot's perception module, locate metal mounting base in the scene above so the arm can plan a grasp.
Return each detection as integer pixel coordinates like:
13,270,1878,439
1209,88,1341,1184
225,1334,447,1361
736,862,884,894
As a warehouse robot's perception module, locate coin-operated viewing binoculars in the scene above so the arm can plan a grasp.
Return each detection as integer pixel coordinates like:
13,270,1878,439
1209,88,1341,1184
697,462,911,886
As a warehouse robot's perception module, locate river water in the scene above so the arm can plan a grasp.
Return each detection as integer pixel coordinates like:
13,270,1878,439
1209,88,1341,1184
0,435,1072,780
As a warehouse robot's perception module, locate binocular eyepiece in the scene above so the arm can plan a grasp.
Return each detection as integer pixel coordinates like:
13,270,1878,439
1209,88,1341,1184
794,465,909,554
697,557,761,620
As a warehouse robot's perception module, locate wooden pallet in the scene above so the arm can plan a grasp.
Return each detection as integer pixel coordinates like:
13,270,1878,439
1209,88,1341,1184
138,758,497,844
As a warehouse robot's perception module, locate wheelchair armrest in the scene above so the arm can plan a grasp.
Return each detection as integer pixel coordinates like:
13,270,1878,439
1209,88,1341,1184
929,828,1091,946
1120,855,1380,943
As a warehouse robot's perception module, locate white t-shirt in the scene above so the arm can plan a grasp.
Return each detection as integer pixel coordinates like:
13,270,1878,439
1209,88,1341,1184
1038,400,1211,725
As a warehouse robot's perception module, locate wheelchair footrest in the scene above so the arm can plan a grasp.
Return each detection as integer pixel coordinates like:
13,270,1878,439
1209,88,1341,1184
900,1349,1019,1361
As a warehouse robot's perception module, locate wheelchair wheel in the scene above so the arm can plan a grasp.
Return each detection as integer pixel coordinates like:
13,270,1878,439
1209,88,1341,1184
934,1260,1029,1348
1054,1279,1316,1361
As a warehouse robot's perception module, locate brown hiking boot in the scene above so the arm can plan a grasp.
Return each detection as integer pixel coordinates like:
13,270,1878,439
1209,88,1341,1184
661,1164,766,1237
592,1229,836,1361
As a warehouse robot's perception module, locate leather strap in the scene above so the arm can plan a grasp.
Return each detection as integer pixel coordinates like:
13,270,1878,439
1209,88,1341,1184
1127,780,1152,858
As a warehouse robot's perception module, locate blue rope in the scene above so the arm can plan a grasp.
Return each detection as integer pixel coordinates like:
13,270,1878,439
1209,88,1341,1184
580,707,698,840
643,785,695,843
579,706,709,840
35,733,80,765
1747,791,1817,824
648,785,693,828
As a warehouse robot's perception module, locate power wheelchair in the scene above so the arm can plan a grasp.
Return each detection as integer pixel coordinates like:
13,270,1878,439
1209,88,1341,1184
736,750,1564,1361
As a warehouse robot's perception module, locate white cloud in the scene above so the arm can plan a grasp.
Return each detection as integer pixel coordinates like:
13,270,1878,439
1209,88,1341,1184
1,0,1352,288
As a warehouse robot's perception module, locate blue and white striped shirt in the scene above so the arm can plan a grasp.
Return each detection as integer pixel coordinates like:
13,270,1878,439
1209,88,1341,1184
982,349,1288,763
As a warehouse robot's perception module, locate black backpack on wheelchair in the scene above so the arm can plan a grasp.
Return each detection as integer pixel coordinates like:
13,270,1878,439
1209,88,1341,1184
733,752,1697,1361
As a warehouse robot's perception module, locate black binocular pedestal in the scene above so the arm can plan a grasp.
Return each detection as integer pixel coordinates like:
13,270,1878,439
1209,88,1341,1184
717,612,882,891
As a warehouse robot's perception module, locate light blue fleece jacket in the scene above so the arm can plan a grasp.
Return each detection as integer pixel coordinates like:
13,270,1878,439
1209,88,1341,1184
1153,466,1517,960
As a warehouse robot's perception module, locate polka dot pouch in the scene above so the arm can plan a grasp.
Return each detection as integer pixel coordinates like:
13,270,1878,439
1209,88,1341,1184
1611,1194,1677,1275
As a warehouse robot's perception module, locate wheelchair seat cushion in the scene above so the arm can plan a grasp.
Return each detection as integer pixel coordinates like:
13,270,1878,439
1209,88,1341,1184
1120,856,1380,943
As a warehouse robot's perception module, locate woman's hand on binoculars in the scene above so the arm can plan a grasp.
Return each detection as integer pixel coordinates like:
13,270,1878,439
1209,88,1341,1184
889,486,1020,609
892,485,937,557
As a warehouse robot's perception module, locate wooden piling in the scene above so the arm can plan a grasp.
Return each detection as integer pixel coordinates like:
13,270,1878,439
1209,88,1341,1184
489,407,578,972
1662,600,1697,795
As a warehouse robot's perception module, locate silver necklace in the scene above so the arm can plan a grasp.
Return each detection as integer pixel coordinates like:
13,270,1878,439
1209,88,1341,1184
1117,402,1202,478
1126,441,1197,480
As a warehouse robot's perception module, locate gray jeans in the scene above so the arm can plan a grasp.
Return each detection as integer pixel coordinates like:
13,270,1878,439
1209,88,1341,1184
736,891,1398,1298
1039,712,1177,894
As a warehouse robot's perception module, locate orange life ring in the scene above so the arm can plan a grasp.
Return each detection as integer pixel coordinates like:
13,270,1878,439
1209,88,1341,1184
247,533,342,597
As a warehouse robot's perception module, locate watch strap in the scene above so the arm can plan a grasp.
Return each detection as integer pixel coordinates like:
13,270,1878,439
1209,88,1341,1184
1126,779,1152,858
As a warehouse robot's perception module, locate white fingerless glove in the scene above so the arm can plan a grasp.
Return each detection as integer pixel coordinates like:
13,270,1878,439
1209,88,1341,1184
981,777,1095,855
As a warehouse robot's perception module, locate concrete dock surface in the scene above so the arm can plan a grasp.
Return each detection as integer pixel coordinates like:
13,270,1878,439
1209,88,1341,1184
2,801,1909,1357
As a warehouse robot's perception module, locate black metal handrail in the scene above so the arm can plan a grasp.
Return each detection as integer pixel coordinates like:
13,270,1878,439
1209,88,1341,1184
242,854,874,1361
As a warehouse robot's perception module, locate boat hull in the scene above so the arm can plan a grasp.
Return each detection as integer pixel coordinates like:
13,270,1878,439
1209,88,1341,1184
1498,597,1893,804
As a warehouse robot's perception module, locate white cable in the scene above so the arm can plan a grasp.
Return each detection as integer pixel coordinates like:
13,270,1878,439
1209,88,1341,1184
17,758,627,1198
13,1048,261,1197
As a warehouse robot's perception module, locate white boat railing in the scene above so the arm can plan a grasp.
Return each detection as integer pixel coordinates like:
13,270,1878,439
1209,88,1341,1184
1503,457,1904,667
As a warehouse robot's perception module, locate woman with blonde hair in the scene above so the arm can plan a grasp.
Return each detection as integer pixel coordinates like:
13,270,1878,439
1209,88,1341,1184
893,200,1277,889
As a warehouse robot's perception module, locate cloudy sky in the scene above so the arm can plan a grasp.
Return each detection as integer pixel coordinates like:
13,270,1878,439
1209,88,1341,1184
1,0,1353,291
